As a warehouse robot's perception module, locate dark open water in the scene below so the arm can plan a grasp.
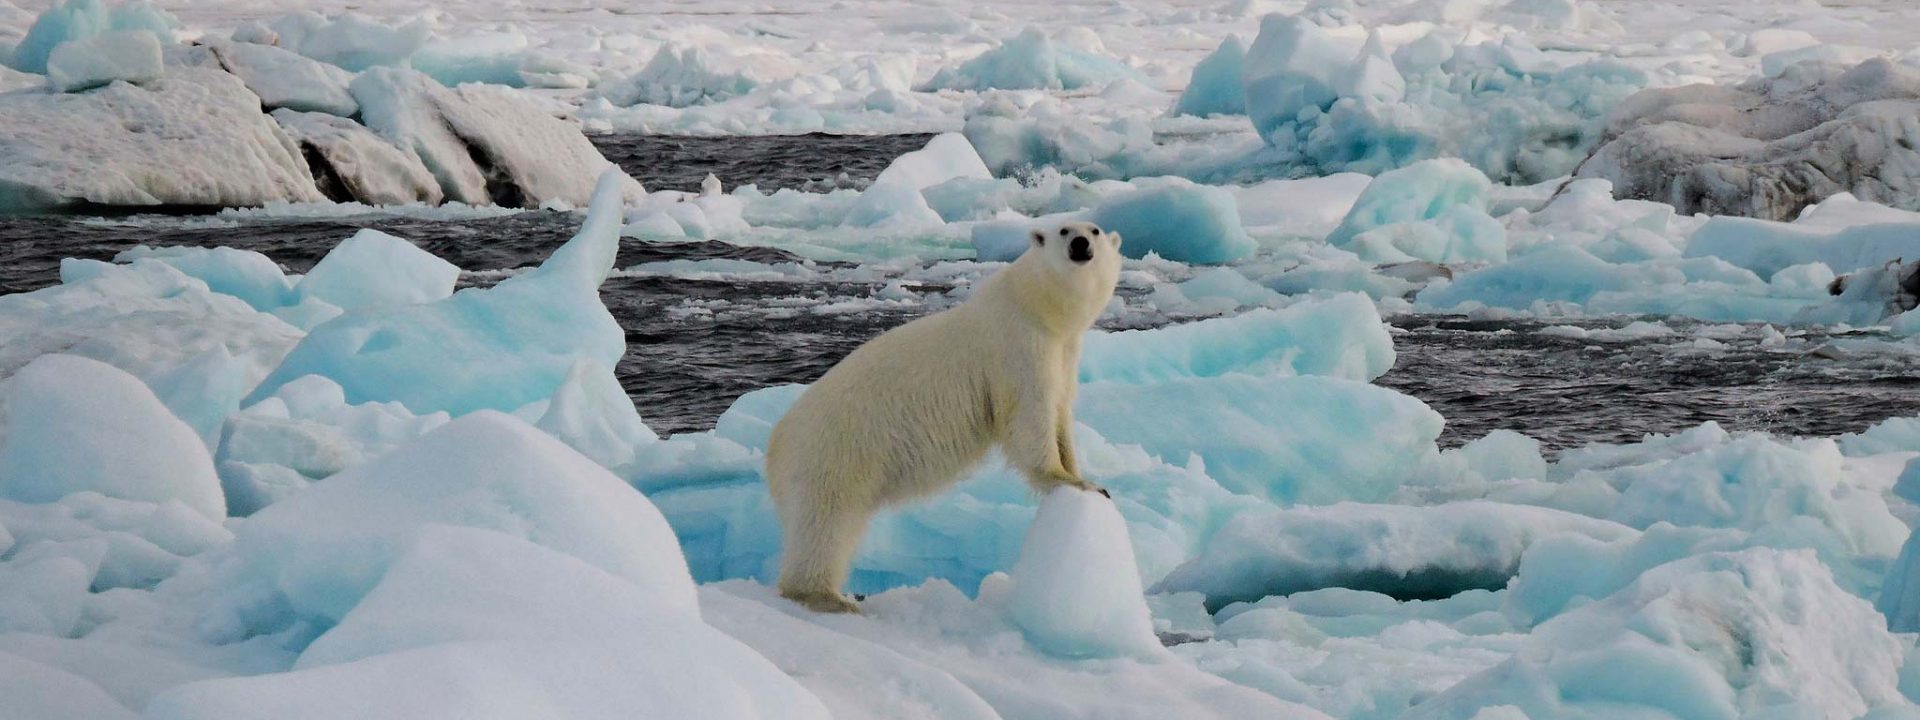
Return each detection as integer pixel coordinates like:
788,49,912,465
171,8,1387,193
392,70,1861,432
3,134,1918,451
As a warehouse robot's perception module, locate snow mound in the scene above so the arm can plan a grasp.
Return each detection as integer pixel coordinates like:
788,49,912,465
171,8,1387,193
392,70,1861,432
184,525,826,720
213,411,696,633
0,354,223,519
0,651,136,720
1089,178,1255,264
1328,159,1507,265
1173,35,1246,118
215,375,448,515
1407,549,1905,720
245,170,628,416
1155,501,1634,609
45,29,160,92
1579,58,1920,220
925,27,1146,92
1006,488,1162,659
0,66,323,211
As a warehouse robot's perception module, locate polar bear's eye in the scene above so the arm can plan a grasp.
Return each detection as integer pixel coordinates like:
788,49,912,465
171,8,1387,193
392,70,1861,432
1059,228,1070,237
1090,228,1101,235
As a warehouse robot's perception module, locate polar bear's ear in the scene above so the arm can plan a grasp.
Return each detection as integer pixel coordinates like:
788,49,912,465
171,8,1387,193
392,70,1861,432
1030,230,1045,246
1106,231,1123,249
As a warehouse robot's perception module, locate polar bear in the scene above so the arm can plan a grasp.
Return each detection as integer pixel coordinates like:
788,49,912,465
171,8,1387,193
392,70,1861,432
765,221,1123,613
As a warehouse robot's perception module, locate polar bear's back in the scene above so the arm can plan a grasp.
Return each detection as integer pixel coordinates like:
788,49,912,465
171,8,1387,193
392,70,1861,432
766,306,1006,505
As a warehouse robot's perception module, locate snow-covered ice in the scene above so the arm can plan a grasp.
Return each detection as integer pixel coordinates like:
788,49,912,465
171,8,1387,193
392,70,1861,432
5,0,1920,717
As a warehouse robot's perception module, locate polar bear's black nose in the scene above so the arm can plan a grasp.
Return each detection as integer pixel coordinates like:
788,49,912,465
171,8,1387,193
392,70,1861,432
1069,236,1093,263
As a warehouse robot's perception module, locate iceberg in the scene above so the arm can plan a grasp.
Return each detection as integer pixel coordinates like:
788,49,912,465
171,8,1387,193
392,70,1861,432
1005,488,1163,659
270,110,444,206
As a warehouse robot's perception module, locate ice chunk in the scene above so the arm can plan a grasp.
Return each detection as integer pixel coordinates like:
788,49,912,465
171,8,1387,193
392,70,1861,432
1006,488,1162,659
1080,293,1395,384
0,67,323,211
1328,159,1502,265
245,171,627,415
0,259,302,425
45,29,160,92
531,359,658,471
1407,549,1904,720
1158,501,1634,610
842,181,945,229
1172,35,1246,118
1241,15,1347,141
8,0,177,75
1688,215,1920,278
351,68,644,208
216,375,448,515
1081,375,1441,505
204,39,356,116
294,229,459,312
924,27,1146,92
1456,430,1546,481
270,109,444,206
263,11,429,72
872,133,992,192
1089,179,1255,264
599,43,762,107
113,245,295,311
215,411,695,631
1337,31,1404,105
0,354,224,519
0,651,136,720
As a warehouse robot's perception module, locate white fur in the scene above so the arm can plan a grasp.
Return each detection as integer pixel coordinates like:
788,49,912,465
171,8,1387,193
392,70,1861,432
765,221,1123,613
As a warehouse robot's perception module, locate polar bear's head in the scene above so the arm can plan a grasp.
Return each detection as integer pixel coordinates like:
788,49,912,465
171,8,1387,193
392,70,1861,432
1011,221,1122,325
1027,221,1122,275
